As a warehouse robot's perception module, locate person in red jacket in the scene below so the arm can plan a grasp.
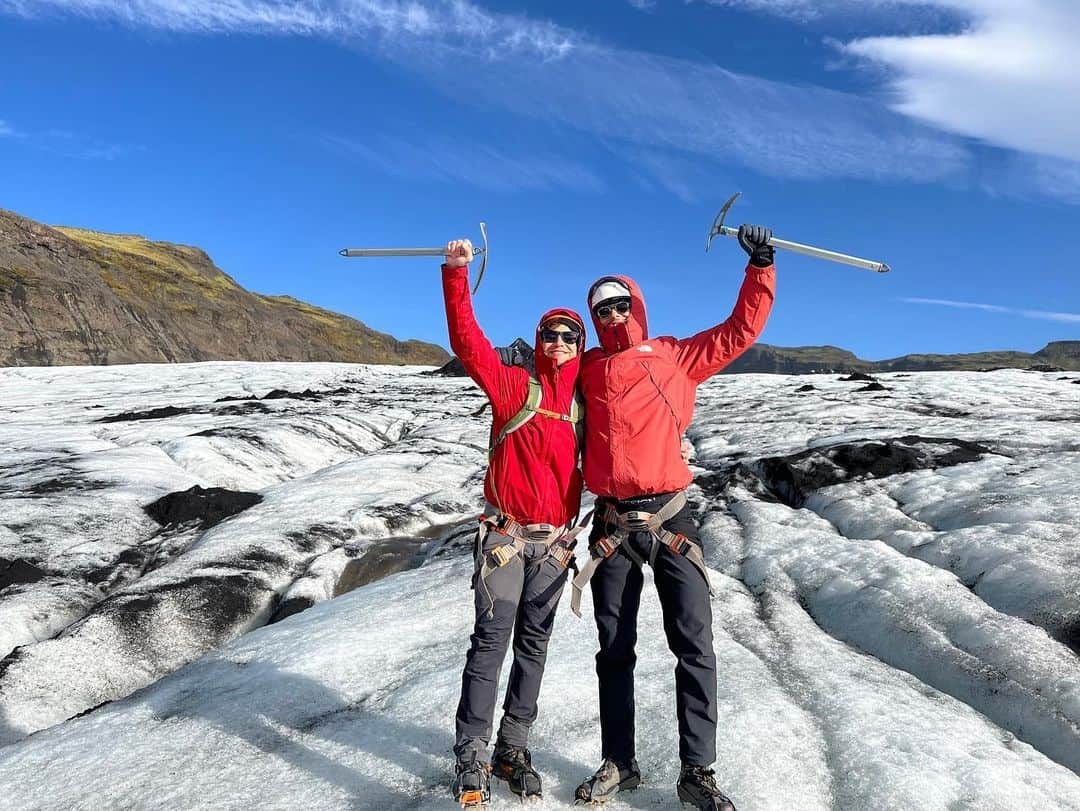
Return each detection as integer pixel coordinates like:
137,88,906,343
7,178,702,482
442,238,587,809
572,225,777,811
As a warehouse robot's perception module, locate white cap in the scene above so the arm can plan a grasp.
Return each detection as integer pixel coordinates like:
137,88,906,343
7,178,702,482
590,280,631,309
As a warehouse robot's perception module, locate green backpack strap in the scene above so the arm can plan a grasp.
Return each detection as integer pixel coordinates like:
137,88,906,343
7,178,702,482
571,389,585,455
488,378,585,461
489,377,544,460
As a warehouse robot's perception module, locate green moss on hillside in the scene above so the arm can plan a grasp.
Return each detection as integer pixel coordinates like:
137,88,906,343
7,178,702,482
56,227,243,303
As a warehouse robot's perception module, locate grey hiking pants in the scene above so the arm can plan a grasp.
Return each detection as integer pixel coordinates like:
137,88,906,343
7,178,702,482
589,493,718,767
454,527,570,763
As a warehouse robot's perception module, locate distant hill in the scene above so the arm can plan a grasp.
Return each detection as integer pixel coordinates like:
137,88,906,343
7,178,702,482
0,209,449,367
726,341,1080,374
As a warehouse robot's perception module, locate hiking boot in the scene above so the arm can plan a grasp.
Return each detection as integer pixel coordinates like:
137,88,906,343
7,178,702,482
574,758,641,804
491,740,542,798
452,757,491,809
676,764,736,810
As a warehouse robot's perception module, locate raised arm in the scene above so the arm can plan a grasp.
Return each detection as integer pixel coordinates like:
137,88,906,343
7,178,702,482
672,224,777,383
442,239,511,399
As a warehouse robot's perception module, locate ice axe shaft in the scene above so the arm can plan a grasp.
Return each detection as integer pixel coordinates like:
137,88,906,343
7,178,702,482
340,222,490,294
707,193,891,273
338,247,485,258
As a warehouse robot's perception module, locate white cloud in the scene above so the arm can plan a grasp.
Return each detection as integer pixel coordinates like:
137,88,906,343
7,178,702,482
704,0,1080,166
323,133,607,194
0,119,16,137
842,1,1080,164
903,297,1080,324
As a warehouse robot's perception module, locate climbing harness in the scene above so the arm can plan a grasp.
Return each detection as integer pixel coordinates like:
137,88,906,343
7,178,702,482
474,507,594,618
570,491,714,618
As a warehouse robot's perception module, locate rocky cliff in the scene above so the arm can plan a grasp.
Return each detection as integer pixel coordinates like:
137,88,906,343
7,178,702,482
726,341,1080,373
0,209,449,367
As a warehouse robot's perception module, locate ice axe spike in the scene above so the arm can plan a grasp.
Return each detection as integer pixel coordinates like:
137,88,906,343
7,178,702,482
340,221,490,294
706,193,891,273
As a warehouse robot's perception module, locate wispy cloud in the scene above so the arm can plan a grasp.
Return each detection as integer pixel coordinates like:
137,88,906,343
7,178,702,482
0,0,579,58
0,0,990,194
0,117,138,159
323,133,606,194
903,297,1080,324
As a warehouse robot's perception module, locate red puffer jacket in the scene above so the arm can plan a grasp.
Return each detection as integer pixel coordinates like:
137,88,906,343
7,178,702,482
442,265,586,525
579,266,775,499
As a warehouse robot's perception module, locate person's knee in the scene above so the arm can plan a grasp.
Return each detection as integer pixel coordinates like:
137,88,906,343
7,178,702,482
471,610,516,650
596,643,637,672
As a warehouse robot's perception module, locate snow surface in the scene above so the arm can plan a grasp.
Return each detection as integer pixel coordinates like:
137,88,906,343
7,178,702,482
0,362,1078,809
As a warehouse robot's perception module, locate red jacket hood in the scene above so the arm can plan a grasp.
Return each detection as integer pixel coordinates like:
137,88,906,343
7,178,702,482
587,275,647,353
534,307,587,378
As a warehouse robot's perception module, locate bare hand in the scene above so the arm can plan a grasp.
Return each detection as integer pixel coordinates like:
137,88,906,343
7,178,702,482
445,239,473,269
681,438,693,463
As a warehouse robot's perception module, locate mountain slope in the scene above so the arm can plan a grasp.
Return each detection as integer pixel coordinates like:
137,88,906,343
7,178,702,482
0,209,448,367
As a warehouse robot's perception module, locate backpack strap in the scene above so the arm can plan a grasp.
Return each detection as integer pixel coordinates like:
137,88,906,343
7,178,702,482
488,376,582,461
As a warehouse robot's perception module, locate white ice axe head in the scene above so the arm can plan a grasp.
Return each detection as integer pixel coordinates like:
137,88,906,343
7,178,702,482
340,221,491,293
705,192,891,273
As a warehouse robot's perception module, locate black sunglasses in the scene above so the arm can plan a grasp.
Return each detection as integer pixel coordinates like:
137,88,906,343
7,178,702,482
539,328,581,345
593,299,631,319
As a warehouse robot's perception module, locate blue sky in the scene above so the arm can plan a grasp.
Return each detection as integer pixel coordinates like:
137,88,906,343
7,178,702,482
2,0,1078,360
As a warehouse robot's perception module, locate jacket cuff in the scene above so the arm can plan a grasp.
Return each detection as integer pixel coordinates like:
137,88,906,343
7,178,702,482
746,262,775,275
442,263,469,273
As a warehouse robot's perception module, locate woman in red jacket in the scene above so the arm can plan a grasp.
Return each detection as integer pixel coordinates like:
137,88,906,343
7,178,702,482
442,238,586,809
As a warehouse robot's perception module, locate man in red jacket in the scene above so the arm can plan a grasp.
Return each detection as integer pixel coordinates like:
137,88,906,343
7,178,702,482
442,239,587,809
572,225,777,811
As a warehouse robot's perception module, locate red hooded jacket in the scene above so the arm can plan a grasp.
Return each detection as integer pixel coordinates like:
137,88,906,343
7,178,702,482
442,265,586,525
579,265,775,499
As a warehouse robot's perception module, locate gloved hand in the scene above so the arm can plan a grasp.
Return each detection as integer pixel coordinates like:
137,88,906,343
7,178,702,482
737,224,774,268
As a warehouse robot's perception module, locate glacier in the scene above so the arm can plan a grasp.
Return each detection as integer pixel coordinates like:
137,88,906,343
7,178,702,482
0,361,1078,809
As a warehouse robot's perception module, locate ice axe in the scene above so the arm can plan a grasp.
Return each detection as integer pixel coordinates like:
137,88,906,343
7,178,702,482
706,193,891,273
340,222,490,294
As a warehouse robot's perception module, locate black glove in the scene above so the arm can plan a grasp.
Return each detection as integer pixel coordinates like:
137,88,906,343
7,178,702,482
737,223,774,268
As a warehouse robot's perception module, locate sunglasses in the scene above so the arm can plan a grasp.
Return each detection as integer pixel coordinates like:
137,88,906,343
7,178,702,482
593,299,631,319
539,328,581,345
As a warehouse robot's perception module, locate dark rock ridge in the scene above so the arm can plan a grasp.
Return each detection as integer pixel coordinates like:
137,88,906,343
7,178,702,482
702,436,993,509
430,334,1079,378
727,341,1080,374
0,208,449,367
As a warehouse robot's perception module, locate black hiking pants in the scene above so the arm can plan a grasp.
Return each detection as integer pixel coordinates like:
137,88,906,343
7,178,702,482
589,493,717,767
454,528,569,764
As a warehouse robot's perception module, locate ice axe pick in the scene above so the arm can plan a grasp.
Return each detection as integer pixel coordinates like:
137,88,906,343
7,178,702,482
706,193,891,273
340,222,489,294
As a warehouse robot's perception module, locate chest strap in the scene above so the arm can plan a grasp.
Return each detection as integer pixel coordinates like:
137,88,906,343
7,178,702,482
570,491,714,618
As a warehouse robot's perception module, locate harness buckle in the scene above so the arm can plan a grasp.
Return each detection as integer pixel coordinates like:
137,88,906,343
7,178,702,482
483,513,521,537
666,533,690,555
490,544,517,567
523,523,558,542
550,542,576,568
593,536,619,559
621,510,653,531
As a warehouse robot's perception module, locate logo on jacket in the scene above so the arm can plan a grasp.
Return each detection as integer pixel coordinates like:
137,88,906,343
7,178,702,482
636,345,653,352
